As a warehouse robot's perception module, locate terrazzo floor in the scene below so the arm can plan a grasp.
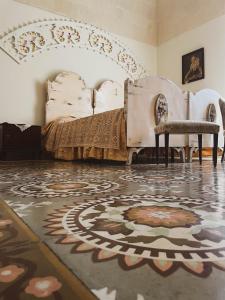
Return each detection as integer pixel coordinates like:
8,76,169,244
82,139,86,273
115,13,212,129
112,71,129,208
0,160,225,300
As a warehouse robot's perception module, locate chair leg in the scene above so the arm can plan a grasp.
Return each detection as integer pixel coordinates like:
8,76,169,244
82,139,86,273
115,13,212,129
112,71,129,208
171,147,175,163
221,138,225,163
213,133,218,167
155,134,159,164
165,133,169,167
198,134,202,165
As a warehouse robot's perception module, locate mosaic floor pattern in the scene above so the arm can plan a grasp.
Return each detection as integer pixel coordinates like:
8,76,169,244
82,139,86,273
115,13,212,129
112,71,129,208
0,200,94,300
0,160,225,300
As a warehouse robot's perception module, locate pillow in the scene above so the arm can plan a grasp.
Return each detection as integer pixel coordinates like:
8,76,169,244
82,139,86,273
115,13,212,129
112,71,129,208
57,116,77,123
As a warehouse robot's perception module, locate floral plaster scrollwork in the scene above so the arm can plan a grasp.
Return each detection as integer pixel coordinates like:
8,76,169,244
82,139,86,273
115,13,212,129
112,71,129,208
14,31,45,56
89,32,112,53
52,25,80,44
0,19,147,79
118,51,137,74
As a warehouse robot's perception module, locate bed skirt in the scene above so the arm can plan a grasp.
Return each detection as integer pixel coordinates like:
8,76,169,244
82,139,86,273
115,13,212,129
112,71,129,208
53,146,128,161
42,108,128,162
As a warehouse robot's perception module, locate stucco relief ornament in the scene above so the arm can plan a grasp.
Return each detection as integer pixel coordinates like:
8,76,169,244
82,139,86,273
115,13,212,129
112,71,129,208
89,33,112,53
0,19,147,79
52,25,80,44
14,31,45,56
118,51,137,73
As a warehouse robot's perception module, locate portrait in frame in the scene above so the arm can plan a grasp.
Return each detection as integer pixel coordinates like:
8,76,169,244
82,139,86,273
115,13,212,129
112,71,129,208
182,48,205,84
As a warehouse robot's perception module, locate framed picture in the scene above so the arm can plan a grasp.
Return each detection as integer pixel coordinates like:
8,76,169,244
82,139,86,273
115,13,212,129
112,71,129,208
182,48,204,84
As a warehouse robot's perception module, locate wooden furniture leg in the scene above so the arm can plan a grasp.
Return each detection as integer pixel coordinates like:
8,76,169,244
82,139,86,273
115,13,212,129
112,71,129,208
221,138,225,163
198,134,202,165
126,148,144,165
165,133,169,167
171,147,175,163
155,134,159,164
213,133,218,167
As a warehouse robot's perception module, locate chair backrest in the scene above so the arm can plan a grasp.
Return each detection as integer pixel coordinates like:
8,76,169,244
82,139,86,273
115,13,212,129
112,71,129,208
219,99,225,130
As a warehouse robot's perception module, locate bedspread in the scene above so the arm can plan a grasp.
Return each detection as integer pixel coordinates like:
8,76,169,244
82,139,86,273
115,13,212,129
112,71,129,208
42,108,128,161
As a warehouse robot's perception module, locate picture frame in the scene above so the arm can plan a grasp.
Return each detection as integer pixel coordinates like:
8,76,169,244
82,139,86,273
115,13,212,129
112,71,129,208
182,48,204,84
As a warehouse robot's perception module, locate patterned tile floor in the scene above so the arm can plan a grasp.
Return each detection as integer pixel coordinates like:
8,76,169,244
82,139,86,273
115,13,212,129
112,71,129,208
0,160,225,300
0,200,95,300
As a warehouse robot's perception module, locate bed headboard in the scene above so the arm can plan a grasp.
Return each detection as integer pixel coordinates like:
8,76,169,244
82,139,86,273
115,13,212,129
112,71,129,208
46,71,92,124
189,89,224,147
94,80,124,114
125,76,188,147
46,72,124,124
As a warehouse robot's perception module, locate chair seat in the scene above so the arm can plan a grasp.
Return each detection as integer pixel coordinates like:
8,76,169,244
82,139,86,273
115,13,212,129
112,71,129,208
154,120,220,135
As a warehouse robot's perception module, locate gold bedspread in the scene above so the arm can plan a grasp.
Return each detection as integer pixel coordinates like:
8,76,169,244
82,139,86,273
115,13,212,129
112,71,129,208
42,108,128,161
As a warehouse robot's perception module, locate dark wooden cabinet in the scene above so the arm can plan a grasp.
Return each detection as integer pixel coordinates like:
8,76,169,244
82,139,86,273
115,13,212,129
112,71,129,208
0,123,41,160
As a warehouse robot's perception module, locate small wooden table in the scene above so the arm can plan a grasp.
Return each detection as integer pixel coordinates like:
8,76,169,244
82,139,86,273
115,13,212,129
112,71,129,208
154,120,220,167
0,122,41,160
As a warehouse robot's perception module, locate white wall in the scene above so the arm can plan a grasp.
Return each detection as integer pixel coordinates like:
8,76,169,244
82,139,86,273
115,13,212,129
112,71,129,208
2,0,225,127
158,14,225,98
0,0,157,125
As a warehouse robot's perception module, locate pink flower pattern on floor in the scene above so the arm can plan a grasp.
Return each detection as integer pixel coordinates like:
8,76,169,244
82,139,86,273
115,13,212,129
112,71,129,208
123,205,200,228
25,276,62,298
0,265,24,283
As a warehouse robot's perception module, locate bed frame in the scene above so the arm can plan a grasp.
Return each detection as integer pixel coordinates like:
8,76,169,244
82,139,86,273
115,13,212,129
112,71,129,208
46,71,224,164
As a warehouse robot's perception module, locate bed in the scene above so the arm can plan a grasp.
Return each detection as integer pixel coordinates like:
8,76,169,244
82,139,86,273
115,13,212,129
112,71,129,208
42,72,224,164
43,72,128,162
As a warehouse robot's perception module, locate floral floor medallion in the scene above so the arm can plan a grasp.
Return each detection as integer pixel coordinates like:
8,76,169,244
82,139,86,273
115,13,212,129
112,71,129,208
44,194,225,277
9,178,120,198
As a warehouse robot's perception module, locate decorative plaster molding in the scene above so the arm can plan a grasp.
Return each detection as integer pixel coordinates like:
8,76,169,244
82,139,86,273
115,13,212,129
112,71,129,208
0,18,147,79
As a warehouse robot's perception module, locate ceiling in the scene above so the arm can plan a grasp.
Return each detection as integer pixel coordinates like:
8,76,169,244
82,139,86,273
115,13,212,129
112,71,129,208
157,0,225,45
15,0,225,46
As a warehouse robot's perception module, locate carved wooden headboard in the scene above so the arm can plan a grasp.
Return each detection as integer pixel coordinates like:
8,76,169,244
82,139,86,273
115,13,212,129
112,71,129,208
46,71,124,124
94,80,124,114
189,89,224,147
125,76,188,147
46,72,92,124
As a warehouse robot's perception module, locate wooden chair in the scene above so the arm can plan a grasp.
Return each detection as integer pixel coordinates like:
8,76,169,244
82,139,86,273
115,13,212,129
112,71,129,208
155,121,220,167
